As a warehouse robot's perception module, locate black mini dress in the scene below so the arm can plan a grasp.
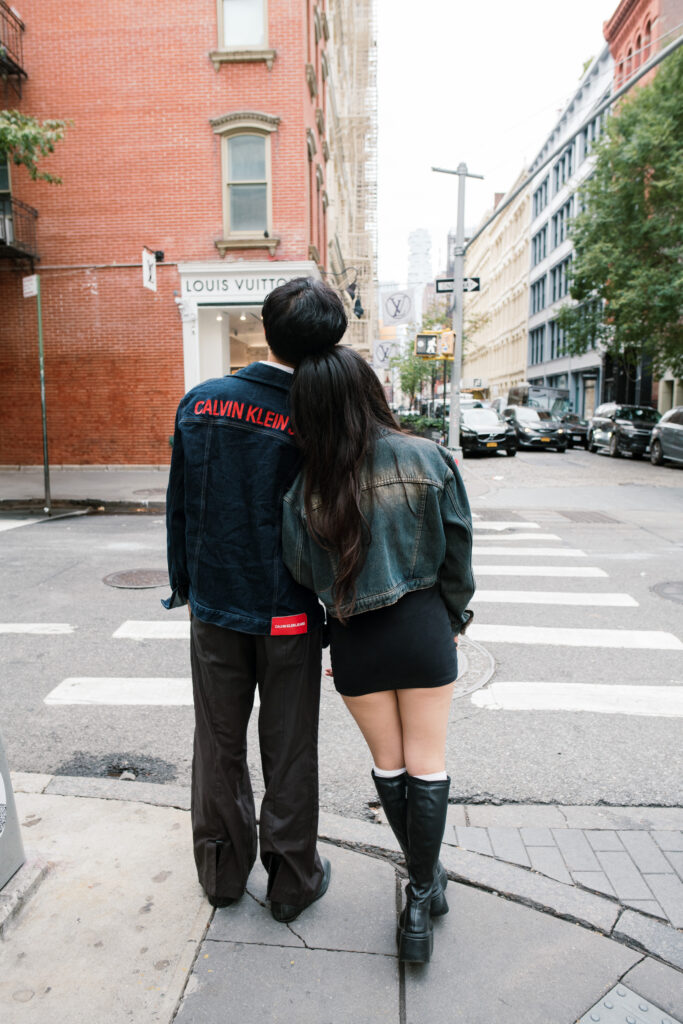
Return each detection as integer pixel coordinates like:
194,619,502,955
327,584,458,698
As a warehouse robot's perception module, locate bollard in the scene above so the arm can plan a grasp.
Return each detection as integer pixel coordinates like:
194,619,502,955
0,728,25,890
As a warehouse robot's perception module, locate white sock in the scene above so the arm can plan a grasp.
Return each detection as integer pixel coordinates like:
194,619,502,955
412,771,448,782
373,765,406,778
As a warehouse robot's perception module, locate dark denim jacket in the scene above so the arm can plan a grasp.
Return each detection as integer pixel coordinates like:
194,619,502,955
163,362,324,635
282,430,475,632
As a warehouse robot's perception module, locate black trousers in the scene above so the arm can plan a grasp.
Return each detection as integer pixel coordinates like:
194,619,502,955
189,615,324,906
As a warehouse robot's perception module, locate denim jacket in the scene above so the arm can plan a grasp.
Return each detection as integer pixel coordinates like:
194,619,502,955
163,362,324,635
282,430,475,632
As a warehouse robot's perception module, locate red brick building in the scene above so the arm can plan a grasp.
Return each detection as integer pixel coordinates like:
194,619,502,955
0,0,376,465
604,0,683,89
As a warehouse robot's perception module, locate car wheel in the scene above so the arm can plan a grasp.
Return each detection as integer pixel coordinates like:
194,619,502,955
556,445,566,453
587,432,598,453
609,433,620,458
650,439,664,466
506,447,516,457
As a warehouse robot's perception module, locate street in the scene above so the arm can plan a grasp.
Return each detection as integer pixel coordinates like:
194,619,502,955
1,448,682,820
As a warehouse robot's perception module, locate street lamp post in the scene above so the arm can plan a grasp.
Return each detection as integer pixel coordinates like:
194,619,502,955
432,163,483,462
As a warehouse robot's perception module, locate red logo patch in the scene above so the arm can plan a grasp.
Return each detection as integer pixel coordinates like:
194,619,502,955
270,613,308,636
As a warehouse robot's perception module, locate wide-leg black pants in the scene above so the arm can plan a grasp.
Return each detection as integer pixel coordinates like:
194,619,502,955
189,615,324,906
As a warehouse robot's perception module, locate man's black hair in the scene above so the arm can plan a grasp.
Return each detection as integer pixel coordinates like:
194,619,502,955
261,277,348,365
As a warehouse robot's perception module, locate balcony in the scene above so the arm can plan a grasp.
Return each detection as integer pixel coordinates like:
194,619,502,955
0,0,26,96
0,197,38,261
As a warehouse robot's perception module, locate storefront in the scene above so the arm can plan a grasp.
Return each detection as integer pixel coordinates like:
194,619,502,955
176,261,320,390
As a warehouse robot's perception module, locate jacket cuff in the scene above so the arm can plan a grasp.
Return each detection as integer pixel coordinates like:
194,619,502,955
161,586,188,610
451,608,474,636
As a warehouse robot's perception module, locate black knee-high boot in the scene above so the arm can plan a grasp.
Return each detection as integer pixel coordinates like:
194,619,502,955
397,775,450,963
371,771,448,917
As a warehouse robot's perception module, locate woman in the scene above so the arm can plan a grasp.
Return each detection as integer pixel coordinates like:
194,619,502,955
282,341,475,963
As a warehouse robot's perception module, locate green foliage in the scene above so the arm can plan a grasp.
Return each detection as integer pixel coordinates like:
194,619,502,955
390,346,431,408
557,46,683,378
0,110,69,183
399,415,444,437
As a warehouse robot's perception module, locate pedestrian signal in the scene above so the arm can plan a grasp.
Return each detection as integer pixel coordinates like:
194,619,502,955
415,330,454,359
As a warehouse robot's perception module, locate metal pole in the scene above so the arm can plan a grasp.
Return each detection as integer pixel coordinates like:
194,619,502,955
36,275,51,515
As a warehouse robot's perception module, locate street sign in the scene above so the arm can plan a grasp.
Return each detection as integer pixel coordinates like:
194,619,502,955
22,275,38,298
436,278,454,294
142,249,157,292
463,277,480,292
415,330,455,359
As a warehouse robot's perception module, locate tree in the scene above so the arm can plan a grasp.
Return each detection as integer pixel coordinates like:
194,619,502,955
0,110,69,183
391,343,430,410
556,45,683,379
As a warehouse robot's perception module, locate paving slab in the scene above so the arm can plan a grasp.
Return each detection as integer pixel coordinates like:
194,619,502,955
439,845,620,933
317,810,402,856
209,846,398,956
174,943,400,1024
9,773,52,795
613,909,683,971
560,807,683,830
404,882,639,1024
45,774,192,810
618,831,676,873
0,792,211,1024
621,956,683,1019
466,804,566,827
0,855,49,938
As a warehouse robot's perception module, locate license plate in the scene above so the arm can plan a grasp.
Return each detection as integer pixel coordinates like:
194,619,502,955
486,441,498,447
573,434,581,441
541,437,550,442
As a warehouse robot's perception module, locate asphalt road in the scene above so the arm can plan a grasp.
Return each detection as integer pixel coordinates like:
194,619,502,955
1,446,682,819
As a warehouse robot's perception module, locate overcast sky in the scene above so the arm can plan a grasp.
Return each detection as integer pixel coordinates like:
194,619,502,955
376,0,619,284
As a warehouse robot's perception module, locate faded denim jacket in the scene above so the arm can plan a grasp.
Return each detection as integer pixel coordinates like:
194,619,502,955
282,429,475,632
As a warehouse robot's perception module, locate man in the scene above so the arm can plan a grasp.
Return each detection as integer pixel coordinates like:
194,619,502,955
164,277,347,922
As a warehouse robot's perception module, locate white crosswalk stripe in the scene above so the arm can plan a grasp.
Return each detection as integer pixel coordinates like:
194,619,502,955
45,677,193,706
470,624,683,650
472,546,586,557
471,683,683,717
113,620,189,640
473,565,608,577
471,590,638,607
473,533,561,541
0,623,75,635
472,521,540,530
0,518,44,533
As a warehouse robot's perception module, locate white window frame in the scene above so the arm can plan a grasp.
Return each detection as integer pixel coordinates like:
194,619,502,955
211,0,275,70
210,112,280,256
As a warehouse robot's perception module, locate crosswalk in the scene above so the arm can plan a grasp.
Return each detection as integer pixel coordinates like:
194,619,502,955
469,512,683,718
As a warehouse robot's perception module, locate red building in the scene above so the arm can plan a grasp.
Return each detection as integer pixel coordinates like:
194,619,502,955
0,0,376,465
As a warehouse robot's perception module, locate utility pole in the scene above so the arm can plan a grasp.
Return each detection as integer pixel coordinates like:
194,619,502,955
432,164,483,462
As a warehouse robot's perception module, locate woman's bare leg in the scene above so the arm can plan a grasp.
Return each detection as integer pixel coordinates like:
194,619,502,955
396,682,455,776
341,690,404,770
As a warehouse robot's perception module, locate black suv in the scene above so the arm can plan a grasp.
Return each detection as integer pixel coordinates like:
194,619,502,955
503,406,567,452
460,407,517,457
587,404,660,458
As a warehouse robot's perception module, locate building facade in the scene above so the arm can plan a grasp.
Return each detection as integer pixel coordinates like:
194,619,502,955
462,174,531,403
603,0,683,413
526,46,613,418
0,0,376,465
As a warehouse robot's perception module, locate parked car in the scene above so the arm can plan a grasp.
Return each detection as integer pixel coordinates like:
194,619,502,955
650,406,683,466
460,407,517,457
587,404,660,458
559,413,590,449
503,406,567,452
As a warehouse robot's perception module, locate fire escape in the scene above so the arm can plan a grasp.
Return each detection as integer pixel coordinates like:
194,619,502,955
1,0,39,263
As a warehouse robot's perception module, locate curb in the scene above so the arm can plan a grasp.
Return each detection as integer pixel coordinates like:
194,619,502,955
0,855,50,939
10,773,683,970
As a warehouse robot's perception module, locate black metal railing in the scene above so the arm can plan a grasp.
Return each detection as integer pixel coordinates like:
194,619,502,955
0,197,38,259
0,0,25,75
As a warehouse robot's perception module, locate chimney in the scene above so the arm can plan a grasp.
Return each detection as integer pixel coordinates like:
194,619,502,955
493,192,505,209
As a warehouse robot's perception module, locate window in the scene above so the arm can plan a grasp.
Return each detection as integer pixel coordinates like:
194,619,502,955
635,35,642,69
553,145,574,193
532,177,548,218
532,225,547,266
531,276,546,315
210,111,280,254
549,321,566,360
221,0,265,48
550,256,572,303
0,155,11,245
644,20,651,61
551,198,573,248
529,326,545,364
582,114,605,159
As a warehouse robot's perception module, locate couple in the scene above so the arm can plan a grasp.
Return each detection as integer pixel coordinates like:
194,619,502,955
164,277,475,963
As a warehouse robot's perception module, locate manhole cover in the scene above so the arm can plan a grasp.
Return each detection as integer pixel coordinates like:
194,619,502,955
577,983,681,1024
103,569,169,589
559,510,620,523
132,488,167,497
652,581,683,605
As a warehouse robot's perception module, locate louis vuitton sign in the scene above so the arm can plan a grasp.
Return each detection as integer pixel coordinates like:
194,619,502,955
178,263,319,304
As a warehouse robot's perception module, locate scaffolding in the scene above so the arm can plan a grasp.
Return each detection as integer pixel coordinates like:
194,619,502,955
325,0,378,357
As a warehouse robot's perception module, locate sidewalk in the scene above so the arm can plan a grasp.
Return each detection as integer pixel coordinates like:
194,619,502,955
0,466,170,511
1,774,682,1023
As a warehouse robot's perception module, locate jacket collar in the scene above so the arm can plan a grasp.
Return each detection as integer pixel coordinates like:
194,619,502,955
234,361,293,393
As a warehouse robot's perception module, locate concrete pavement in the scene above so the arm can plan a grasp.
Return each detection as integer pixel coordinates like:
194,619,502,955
1,773,682,1023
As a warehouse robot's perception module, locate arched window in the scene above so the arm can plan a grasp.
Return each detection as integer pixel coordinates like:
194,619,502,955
635,35,642,68
644,20,652,61
210,112,280,255
626,48,633,78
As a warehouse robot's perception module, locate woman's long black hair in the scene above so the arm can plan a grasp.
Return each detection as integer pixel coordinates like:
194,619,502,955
289,345,400,621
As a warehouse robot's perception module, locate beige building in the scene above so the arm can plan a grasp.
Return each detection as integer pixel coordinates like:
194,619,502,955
462,172,531,403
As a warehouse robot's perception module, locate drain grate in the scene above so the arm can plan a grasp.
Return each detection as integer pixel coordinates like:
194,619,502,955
559,510,620,524
577,983,681,1024
652,581,683,606
103,569,169,589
